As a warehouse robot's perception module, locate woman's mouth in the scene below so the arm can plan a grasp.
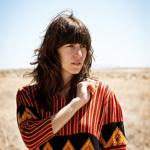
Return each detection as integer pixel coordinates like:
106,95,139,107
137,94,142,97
72,62,81,66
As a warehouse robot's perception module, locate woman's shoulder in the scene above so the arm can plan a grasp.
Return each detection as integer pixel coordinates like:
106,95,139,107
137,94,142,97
18,84,37,93
89,79,113,100
88,78,111,92
16,84,37,106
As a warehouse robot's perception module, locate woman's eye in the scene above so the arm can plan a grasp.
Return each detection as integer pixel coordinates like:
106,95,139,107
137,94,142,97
67,44,73,47
80,45,86,48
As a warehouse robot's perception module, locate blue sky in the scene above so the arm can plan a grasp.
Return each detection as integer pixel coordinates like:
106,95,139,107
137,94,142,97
0,0,150,69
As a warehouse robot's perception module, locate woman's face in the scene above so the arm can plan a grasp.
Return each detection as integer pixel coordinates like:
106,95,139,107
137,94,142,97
58,43,87,79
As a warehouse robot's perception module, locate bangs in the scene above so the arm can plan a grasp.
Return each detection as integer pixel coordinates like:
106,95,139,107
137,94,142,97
55,17,91,49
65,30,90,48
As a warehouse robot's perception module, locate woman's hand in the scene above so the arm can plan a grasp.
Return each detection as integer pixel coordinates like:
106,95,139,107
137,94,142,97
75,79,95,107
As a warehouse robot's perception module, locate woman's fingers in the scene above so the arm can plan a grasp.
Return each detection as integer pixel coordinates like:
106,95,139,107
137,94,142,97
77,80,95,97
82,79,95,93
77,79,95,93
76,79,95,105
87,83,95,95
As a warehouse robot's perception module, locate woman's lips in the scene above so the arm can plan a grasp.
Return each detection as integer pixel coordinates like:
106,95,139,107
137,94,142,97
72,62,81,66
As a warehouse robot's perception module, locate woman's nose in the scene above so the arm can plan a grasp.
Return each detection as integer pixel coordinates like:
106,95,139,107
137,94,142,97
74,46,82,58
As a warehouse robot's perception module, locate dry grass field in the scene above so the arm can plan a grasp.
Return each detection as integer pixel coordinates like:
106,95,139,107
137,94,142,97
0,68,150,150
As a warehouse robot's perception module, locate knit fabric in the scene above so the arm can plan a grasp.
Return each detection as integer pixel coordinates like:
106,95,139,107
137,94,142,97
16,81,126,150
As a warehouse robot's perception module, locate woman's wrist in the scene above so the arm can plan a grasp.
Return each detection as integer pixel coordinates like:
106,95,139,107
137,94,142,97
70,97,85,111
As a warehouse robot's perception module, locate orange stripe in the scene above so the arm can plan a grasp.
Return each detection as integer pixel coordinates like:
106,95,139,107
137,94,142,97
22,118,52,134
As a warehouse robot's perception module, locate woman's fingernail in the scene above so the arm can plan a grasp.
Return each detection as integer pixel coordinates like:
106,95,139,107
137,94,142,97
90,90,93,95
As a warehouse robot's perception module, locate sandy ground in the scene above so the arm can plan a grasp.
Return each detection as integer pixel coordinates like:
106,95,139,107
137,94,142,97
0,68,150,150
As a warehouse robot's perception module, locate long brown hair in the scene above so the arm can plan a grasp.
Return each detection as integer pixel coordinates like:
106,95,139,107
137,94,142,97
25,10,95,111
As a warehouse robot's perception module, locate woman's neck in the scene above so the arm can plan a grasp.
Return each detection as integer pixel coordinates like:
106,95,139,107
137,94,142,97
58,73,73,99
58,85,70,99
62,73,73,86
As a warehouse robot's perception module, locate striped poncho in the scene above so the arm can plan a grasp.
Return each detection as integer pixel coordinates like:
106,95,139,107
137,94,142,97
16,80,126,150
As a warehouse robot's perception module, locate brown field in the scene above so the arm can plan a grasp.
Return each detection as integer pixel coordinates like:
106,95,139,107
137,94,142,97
0,68,150,150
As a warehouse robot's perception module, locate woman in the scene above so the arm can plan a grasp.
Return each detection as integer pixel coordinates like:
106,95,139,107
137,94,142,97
16,10,126,150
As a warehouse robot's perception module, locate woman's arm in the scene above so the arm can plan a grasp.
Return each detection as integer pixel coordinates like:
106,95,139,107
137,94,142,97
17,89,55,150
100,90,126,150
51,80,95,134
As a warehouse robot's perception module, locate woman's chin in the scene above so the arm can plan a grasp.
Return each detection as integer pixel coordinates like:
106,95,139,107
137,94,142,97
72,69,81,74
71,70,81,75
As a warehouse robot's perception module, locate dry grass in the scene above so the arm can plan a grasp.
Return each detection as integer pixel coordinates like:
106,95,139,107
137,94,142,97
0,68,150,150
